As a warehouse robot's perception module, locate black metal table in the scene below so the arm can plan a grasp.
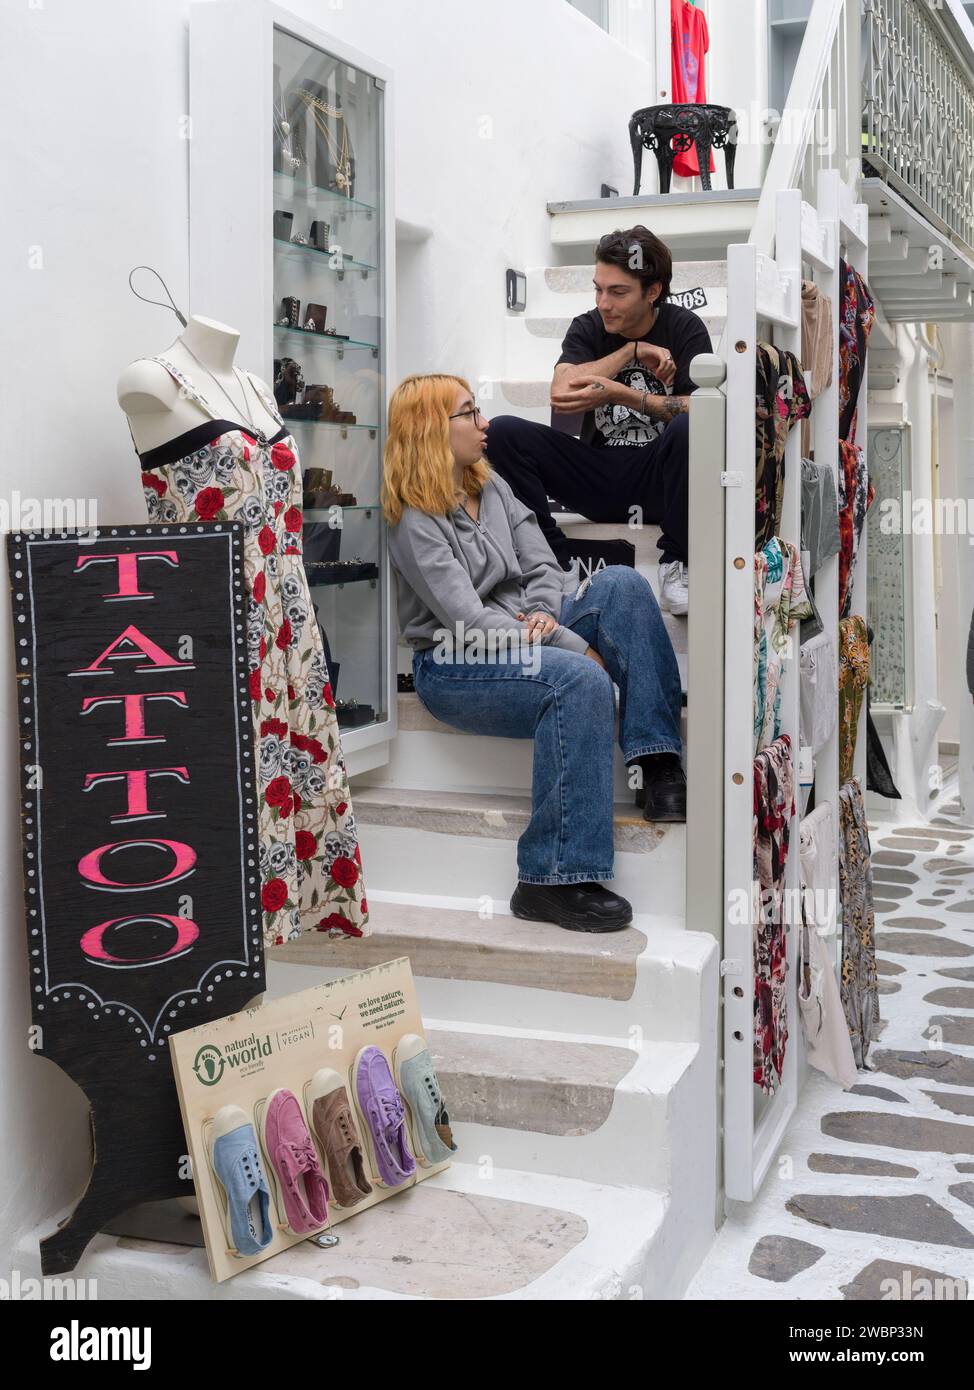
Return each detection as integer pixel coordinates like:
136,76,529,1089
629,103,738,195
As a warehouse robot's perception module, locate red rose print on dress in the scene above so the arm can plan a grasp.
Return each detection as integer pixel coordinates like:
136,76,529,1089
258,525,276,555
262,877,288,912
295,830,316,861
253,571,266,603
323,683,335,709
261,716,289,740
142,472,166,496
265,776,293,817
195,486,225,520
336,801,348,816
291,731,326,764
330,856,359,888
249,669,262,700
284,506,302,532
271,442,296,472
317,913,363,937
275,618,292,651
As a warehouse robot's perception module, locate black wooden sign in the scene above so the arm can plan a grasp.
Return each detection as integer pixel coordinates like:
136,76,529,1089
7,524,264,1274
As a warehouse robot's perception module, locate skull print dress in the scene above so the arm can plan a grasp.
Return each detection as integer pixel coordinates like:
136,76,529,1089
135,357,369,946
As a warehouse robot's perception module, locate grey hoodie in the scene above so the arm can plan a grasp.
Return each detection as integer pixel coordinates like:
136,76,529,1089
387,473,589,656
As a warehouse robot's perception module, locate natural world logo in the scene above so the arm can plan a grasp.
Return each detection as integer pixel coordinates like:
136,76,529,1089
192,1044,225,1086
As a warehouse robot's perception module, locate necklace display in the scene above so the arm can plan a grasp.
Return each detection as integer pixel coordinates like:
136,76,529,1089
180,344,272,448
274,95,301,172
294,87,352,193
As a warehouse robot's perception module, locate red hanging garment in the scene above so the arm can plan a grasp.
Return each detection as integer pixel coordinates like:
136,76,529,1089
670,0,714,178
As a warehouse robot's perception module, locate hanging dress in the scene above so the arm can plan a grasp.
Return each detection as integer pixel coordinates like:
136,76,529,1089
134,356,370,947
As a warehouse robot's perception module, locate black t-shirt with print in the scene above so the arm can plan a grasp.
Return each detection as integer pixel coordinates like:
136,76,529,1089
556,302,712,448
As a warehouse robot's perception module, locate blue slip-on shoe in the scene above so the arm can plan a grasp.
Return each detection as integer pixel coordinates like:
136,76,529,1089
208,1104,274,1256
393,1034,457,1166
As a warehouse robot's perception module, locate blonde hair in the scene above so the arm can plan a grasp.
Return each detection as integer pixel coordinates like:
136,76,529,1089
382,373,491,526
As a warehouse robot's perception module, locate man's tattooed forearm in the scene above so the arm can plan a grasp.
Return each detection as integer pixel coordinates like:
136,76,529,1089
646,395,690,423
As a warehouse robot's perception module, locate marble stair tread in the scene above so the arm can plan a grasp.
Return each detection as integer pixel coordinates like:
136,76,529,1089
271,897,647,1000
397,689,688,737
425,1025,639,1136
37,1166,672,1300
352,783,677,850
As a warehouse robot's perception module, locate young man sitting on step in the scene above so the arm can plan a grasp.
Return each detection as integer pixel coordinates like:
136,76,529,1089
485,225,712,616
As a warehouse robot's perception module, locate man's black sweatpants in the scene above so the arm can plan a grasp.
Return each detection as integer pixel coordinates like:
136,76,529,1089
484,412,690,566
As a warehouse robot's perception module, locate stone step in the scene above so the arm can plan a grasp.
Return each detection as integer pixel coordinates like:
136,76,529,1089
353,784,664,853
20,1161,711,1299
428,1025,637,1137
397,689,688,748
547,189,761,261
269,898,716,1041
526,260,728,319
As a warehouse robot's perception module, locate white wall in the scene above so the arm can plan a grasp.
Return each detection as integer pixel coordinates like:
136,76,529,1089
0,0,677,1256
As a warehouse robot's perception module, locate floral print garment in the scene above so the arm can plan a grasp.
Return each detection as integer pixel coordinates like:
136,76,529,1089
838,614,869,785
137,357,369,947
754,343,811,548
838,437,874,619
753,734,794,1094
838,259,875,443
753,538,814,753
838,777,879,1069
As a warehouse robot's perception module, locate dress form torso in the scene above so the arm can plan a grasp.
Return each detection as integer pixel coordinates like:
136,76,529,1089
117,315,281,454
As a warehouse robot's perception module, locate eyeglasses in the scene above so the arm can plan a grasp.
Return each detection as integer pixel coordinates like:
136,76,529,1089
448,405,485,424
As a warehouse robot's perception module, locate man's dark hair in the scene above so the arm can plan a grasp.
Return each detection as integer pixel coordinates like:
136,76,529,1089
595,225,672,303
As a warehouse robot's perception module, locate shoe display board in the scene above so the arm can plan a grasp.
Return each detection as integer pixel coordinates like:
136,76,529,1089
168,956,454,1283
6,524,264,1275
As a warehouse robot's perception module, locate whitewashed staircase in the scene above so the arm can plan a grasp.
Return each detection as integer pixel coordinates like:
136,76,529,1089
265,248,721,1291
244,239,728,1298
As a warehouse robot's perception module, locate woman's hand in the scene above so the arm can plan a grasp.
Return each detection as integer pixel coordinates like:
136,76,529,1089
550,375,619,413
636,342,677,386
517,610,559,642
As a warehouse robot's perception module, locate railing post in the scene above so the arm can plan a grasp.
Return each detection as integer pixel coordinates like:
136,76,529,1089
685,353,727,944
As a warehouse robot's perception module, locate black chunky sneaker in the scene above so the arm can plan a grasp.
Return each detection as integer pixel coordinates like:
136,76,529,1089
632,753,687,822
509,881,633,933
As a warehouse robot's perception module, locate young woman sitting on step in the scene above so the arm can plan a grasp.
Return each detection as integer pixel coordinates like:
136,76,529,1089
382,373,685,934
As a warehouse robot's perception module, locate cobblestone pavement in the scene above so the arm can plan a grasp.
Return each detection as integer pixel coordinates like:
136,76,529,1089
686,791,974,1301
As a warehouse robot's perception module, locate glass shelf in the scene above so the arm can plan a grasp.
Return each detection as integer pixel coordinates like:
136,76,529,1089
283,418,379,434
305,506,380,518
274,324,378,351
274,237,377,276
274,172,377,219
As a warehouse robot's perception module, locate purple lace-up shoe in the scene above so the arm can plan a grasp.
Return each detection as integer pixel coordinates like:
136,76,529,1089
352,1045,416,1188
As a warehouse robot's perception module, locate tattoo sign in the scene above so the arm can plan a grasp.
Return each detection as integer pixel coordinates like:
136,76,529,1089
7,523,264,1274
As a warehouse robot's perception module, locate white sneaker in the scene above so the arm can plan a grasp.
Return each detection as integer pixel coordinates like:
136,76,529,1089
658,560,689,616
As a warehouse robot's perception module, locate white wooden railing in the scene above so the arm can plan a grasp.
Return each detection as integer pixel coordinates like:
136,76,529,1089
685,0,871,1204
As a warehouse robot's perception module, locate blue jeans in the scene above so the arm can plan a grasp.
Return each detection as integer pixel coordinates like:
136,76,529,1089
412,565,682,884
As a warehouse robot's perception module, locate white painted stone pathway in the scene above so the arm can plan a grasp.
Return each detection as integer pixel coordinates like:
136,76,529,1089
686,789,974,1301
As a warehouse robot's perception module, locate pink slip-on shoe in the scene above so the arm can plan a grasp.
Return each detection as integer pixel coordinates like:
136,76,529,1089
262,1087,330,1233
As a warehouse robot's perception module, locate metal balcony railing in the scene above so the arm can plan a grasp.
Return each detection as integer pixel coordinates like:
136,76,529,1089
863,0,974,256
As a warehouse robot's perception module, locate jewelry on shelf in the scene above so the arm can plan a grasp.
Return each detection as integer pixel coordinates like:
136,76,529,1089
274,94,302,172
294,87,352,194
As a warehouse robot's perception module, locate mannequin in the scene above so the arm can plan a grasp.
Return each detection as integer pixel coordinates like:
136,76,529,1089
117,315,280,453
117,312,370,948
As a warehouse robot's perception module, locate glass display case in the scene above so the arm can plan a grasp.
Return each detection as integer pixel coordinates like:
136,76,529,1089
189,1,395,770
